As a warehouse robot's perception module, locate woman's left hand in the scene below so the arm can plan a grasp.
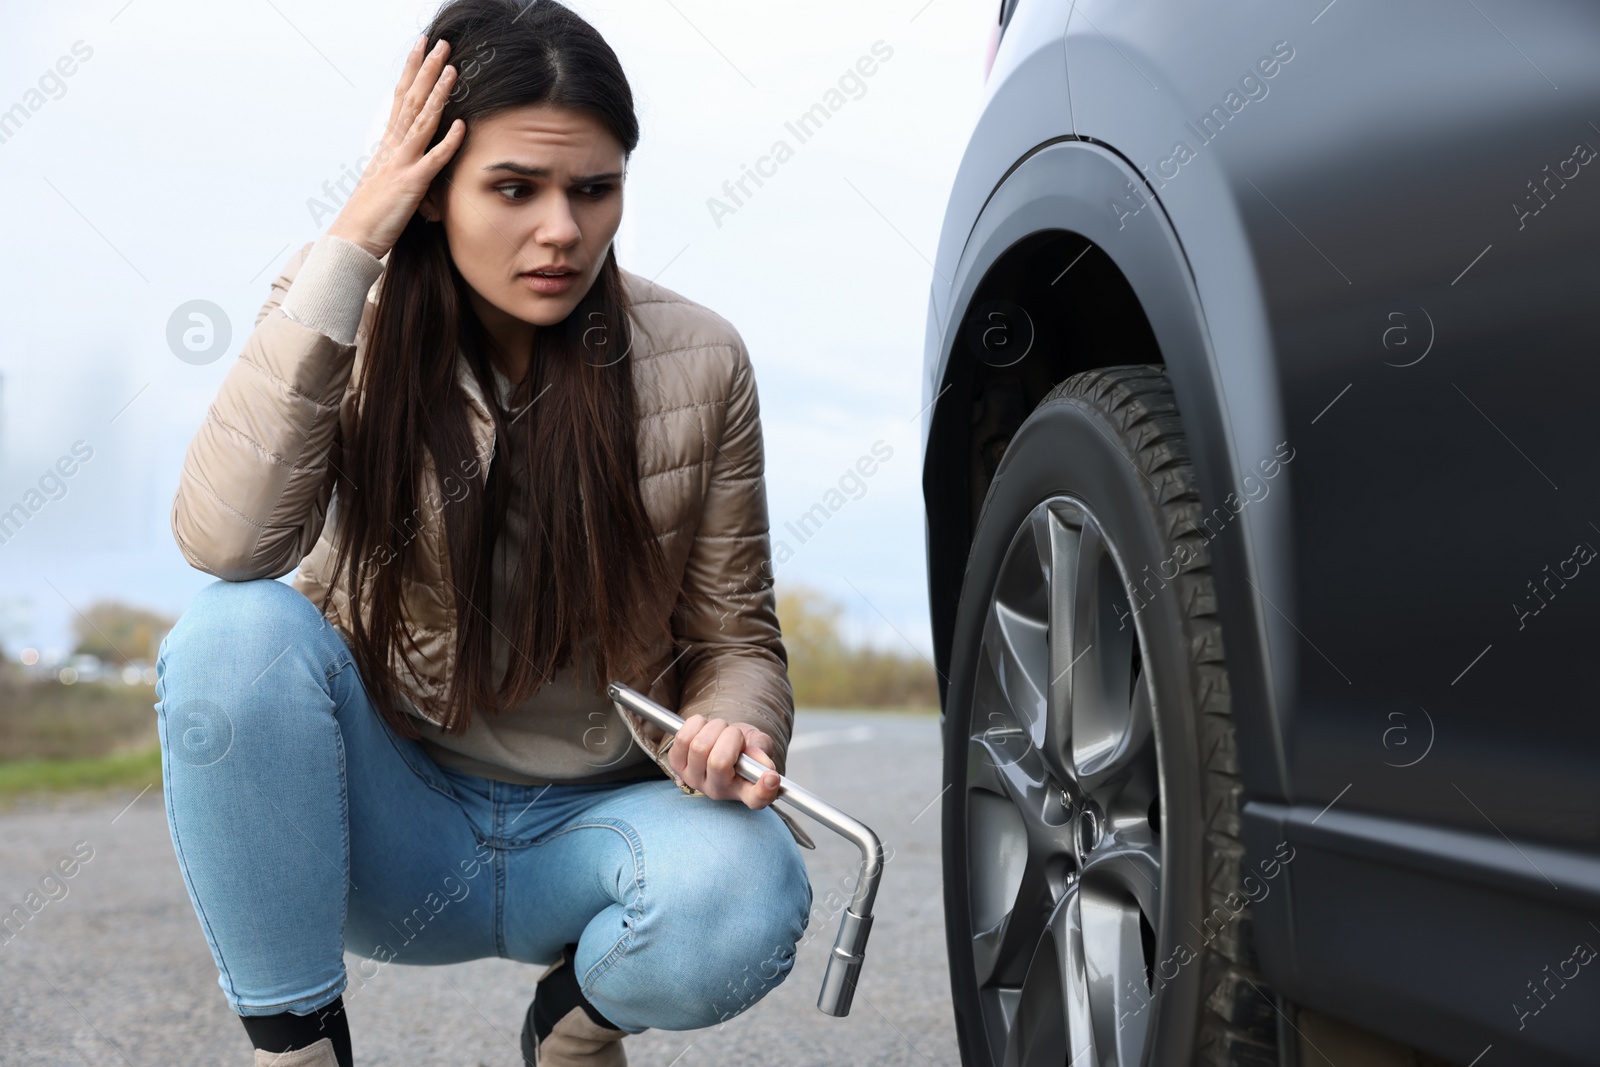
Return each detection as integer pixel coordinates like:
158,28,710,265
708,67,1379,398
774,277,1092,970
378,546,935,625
668,715,782,810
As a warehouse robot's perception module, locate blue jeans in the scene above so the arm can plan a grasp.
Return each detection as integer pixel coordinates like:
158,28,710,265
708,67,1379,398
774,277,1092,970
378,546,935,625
153,578,812,1033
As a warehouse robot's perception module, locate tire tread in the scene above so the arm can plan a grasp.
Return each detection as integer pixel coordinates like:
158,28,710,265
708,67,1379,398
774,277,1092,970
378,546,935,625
1038,365,1280,1066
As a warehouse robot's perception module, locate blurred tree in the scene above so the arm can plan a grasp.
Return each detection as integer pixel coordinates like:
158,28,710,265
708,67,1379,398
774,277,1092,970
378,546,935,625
71,601,175,665
0,644,17,697
775,582,938,711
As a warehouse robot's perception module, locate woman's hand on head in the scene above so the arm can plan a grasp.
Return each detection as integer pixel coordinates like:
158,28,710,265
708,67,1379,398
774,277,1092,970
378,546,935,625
668,715,782,810
327,33,468,260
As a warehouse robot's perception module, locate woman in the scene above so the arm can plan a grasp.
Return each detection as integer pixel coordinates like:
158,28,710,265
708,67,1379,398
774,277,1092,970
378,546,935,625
155,2,815,1065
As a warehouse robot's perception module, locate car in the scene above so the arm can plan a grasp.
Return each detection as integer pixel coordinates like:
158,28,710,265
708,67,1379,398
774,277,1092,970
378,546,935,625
918,2,1600,1065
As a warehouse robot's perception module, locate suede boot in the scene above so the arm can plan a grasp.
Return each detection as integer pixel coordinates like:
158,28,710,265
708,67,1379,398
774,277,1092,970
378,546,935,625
253,1037,340,1067
521,948,629,1066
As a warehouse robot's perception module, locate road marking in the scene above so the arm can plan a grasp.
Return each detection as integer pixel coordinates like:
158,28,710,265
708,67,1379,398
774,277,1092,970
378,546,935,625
790,726,877,753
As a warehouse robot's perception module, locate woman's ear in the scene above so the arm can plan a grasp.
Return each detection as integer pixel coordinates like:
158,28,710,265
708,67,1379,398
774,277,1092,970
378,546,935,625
419,191,441,223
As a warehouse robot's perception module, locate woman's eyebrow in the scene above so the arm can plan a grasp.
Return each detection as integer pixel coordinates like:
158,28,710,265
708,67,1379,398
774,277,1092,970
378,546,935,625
482,161,623,182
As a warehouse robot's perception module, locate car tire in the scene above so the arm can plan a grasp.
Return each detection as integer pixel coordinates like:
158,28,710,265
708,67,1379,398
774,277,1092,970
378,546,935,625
941,365,1283,1067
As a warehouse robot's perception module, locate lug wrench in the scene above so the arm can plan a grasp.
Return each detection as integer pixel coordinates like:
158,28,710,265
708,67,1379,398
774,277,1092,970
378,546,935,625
606,682,885,1017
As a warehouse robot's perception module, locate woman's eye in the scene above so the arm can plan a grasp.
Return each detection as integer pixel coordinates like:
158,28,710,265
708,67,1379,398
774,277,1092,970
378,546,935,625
496,185,531,202
577,183,614,199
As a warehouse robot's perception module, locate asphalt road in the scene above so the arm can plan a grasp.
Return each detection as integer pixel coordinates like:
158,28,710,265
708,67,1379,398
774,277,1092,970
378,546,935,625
0,709,960,1067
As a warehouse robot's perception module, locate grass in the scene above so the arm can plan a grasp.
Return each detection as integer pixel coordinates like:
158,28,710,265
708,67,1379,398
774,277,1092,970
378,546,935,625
0,745,162,798
0,671,163,800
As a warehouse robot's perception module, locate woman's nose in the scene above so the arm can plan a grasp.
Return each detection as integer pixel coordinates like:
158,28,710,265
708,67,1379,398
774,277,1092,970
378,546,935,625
534,197,582,247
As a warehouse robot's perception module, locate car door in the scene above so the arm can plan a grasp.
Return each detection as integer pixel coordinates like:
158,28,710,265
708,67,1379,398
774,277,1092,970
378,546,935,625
1067,0,1600,1060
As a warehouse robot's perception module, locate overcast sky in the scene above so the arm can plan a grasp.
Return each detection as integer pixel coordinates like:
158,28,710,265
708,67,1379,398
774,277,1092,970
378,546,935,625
0,0,994,661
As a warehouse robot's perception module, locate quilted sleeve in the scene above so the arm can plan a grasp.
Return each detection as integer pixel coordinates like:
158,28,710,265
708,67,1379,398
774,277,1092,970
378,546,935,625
170,234,384,581
670,336,797,775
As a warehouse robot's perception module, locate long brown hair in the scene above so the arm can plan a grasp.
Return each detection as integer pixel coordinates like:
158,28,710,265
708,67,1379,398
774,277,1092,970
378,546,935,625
329,0,675,738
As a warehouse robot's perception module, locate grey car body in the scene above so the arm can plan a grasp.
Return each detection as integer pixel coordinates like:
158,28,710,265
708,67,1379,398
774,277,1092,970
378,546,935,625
920,1,1600,1062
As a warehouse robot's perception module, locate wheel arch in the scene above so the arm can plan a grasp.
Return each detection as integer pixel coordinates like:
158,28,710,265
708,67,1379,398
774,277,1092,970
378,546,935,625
921,136,1294,818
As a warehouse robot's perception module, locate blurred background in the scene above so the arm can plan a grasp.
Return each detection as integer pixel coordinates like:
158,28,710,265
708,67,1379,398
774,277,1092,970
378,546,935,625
0,0,1000,786
0,3,999,1063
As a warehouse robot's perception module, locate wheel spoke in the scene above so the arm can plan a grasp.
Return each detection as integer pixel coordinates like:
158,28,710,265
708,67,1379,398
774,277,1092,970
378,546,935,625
969,638,1048,799
1035,501,1084,787
972,851,1055,989
1081,821,1162,933
1080,883,1155,1067
1006,923,1068,1067
968,721,1069,841
1054,883,1098,1067
967,738,1075,988
990,881,1099,1067
1079,664,1156,800
1069,519,1140,788
982,542,1050,751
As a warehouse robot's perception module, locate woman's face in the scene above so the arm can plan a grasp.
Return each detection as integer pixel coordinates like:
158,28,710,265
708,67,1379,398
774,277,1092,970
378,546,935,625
422,103,626,352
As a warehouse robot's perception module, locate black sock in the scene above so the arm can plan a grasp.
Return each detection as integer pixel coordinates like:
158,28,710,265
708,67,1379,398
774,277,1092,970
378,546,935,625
534,944,621,1039
239,995,353,1067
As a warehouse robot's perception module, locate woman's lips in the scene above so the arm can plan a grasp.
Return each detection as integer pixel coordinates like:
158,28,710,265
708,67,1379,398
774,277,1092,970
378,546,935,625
519,269,578,295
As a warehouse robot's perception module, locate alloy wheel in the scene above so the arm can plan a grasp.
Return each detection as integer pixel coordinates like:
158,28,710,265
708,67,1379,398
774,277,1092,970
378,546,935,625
964,494,1164,1067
